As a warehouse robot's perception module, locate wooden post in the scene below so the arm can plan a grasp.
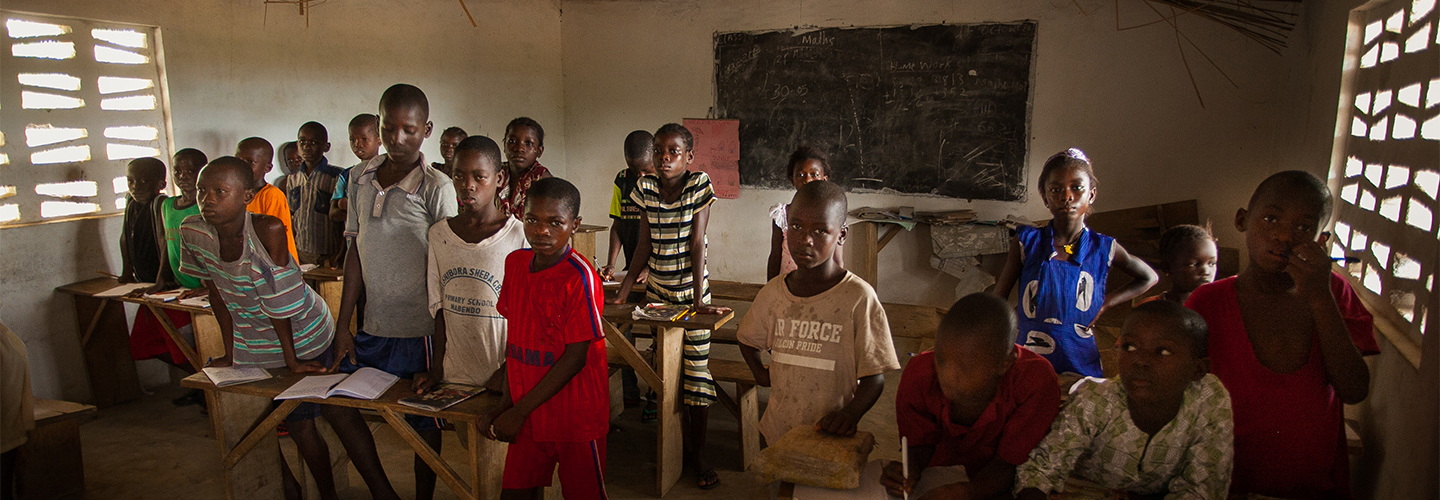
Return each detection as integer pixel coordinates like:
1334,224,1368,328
655,325,685,497
846,221,880,289
70,295,141,408
737,383,760,470
209,390,284,500
192,313,225,363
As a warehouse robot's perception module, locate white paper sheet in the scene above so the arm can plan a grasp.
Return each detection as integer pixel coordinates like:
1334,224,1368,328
327,367,399,399
274,374,349,400
202,366,270,387
95,282,153,297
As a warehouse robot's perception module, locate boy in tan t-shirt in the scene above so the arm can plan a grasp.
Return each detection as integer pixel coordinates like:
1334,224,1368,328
739,181,900,443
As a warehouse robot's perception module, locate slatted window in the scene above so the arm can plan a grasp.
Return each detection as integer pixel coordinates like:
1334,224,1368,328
0,12,171,227
1331,0,1438,351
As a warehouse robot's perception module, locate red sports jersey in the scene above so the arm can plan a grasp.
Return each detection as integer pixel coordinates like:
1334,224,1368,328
497,247,609,443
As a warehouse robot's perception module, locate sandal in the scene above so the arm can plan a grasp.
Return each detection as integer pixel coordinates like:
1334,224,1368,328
640,406,658,424
697,468,721,490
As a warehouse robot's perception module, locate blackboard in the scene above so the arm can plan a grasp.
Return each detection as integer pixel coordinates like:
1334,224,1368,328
714,22,1037,201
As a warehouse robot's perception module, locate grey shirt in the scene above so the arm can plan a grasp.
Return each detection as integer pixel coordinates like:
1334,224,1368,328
345,154,458,338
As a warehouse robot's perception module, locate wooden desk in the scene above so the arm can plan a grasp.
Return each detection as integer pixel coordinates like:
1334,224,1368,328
573,224,608,266
182,371,503,500
302,267,345,321
601,303,732,497
844,220,909,291
603,279,764,303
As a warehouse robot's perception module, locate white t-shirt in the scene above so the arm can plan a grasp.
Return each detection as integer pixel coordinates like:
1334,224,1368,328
426,217,528,386
736,271,901,443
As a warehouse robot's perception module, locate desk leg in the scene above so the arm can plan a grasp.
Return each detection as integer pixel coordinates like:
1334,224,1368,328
192,313,225,364
847,221,880,290
71,296,141,408
655,326,684,497
316,281,355,333
206,390,284,500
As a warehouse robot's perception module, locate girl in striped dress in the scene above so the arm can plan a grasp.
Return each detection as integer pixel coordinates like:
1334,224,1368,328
609,123,731,490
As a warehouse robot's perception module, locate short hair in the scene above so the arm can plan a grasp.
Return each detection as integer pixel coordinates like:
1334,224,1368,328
1158,223,1216,267
202,156,256,188
506,117,545,146
624,130,655,159
348,113,379,135
791,180,847,224
442,126,468,138
278,141,297,157
1037,147,1098,193
655,123,694,151
379,83,430,120
173,148,208,168
298,121,328,142
1125,300,1210,357
786,145,831,179
454,135,502,172
937,293,1018,358
127,157,166,179
237,137,274,161
1247,170,1334,217
525,177,581,218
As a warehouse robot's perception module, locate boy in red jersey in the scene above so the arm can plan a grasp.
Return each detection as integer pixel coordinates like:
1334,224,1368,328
483,177,609,500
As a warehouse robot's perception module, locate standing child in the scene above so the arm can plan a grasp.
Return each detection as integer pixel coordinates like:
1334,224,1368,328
1014,300,1234,499
416,135,522,500
481,177,609,500
1144,224,1219,304
336,84,458,500
330,113,382,225
609,123,731,489
880,293,1061,499
281,122,345,266
1185,171,1376,499
120,157,196,380
600,130,654,409
181,157,398,500
279,141,303,176
431,126,467,177
499,117,552,219
150,149,208,294
766,146,843,280
993,148,1158,380
236,137,300,263
738,180,899,444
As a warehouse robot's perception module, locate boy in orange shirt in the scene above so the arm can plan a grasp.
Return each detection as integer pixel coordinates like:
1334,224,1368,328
236,137,300,262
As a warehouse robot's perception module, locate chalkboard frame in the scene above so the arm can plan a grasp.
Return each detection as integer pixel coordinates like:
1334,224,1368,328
713,22,1038,202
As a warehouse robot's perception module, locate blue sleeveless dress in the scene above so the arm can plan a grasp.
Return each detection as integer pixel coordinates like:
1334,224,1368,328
1014,224,1115,377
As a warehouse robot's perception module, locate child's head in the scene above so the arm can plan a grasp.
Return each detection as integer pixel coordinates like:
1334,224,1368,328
1117,300,1210,405
452,135,506,214
125,157,167,204
196,156,257,226
235,137,274,189
378,83,434,166
786,146,831,190
278,141,302,174
652,123,694,181
786,180,848,270
624,130,655,175
439,126,467,163
504,117,545,172
1158,224,1219,295
522,177,581,258
348,113,381,162
933,293,1019,407
1235,170,1334,273
297,121,330,166
1037,148,1098,222
171,148,208,200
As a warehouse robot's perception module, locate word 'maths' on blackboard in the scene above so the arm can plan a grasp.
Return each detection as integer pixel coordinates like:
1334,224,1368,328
714,22,1036,201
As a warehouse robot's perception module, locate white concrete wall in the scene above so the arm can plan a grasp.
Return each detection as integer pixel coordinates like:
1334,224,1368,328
1,0,566,401
559,0,1308,308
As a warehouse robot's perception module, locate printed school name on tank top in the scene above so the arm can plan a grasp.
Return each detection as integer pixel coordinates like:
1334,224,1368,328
1014,224,1114,376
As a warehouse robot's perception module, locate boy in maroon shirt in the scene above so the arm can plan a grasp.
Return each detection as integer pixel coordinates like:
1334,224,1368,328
882,293,1060,499
483,177,609,500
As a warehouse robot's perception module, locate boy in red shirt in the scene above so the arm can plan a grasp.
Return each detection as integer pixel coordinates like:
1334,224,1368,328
483,177,609,500
1187,170,1376,499
881,293,1060,499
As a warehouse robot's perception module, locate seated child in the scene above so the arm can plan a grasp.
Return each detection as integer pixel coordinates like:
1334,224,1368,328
1186,170,1376,499
767,146,844,280
120,157,196,378
499,117,552,219
738,180,899,444
881,293,1061,499
993,148,1158,380
236,137,300,262
481,177,609,500
1014,300,1234,500
1141,224,1219,305
601,130,654,408
281,122,345,266
431,126,467,176
181,157,397,500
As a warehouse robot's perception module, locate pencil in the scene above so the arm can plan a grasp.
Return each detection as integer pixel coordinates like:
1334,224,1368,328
96,270,120,279
902,436,909,500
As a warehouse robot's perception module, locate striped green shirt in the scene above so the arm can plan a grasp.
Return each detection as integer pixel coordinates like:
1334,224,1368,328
179,214,334,367
629,171,716,305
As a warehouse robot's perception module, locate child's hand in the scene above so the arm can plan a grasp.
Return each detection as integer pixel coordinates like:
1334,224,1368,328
287,358,329,374
816,409,862,436
179,288,209,299
205,355,233,368
752,365,771,387
1287,233,1335,302
599,265,615,281
636,268,649,283
692,304,732,315
143,282,176,295
412,370,442,394
477,408,502,441
329,332,357,371
491,407,527,443
880,460,917,498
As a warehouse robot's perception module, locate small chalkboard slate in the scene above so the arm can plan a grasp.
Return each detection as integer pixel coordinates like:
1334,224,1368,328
714,22,1036,201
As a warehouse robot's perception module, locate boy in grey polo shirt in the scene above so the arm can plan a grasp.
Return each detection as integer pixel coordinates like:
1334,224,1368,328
336,83,458,500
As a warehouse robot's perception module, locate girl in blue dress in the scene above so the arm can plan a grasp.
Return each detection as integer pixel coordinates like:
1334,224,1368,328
993,148,1158,379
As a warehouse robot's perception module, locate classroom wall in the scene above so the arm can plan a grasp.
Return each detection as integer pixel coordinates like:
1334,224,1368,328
559,0,1310,308
0,0,566,401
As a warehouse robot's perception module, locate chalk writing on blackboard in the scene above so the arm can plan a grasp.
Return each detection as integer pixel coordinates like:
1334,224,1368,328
683,119,741,200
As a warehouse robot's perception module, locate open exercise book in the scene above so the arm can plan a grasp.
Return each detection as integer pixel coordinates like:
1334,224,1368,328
274,367,399,401
202,366,271,387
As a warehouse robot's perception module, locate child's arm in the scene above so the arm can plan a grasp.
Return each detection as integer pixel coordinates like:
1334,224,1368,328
767,223,784,281
490,339,592,443
817,373,884,436
880,444,937,497
602,219,623,281
738,344,771,387
477,386,515,441
333,239,365,368
688,206,730,315
415,311,448,393
1011,389,1091,498
991,238,1022,299
146,201,178,293
202,279,236,367
609,216,651,303
924,457,1020,500
1096,242,1160,317
119,211,136,283
1291,234,1370,404
328,198,347,223
253,215,325,373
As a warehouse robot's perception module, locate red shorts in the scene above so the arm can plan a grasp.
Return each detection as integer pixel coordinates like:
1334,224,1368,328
129,307,192,364
502,428,607,499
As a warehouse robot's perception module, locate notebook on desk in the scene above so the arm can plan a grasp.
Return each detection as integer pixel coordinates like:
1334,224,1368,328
274,367,399,401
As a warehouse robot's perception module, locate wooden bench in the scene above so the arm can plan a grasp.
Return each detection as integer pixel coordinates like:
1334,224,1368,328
15,399,97,500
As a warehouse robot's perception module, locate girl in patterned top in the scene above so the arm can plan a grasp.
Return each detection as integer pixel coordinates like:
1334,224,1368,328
609,123,732,490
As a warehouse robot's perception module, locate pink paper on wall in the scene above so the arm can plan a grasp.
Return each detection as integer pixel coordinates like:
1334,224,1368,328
682,118,740,199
